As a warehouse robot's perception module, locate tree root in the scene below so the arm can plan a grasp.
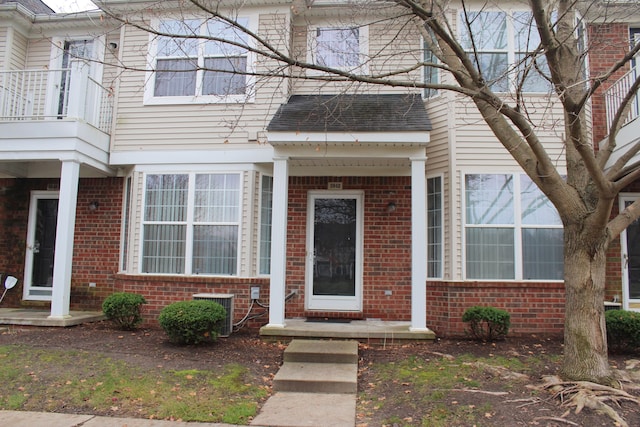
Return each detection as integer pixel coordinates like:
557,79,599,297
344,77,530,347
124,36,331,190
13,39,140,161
539,375,640,427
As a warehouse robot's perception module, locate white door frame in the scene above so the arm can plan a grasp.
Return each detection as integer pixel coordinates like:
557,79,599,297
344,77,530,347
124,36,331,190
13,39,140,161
305,190,364,312
23,191,59,301
620,193,640,311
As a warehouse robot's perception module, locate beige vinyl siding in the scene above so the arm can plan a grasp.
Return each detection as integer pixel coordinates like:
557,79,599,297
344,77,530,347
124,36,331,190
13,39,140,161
111,11,289,153
240,171,252,277
425,94,453,279
0,27,6,68
290,15,423,95
9,29,27,69
24,38,52,69
454,94,566,169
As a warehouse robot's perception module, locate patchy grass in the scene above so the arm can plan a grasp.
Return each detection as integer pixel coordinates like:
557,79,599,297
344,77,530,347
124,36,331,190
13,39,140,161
0,345,267,423
359,353,535,427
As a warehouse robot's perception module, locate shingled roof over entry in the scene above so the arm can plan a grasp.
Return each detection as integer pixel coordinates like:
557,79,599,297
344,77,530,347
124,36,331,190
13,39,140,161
267,94,431,133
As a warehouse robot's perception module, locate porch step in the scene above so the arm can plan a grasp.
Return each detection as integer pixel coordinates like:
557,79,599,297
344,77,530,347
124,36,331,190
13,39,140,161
283,339,358,364
273,361,357,393
273,339,359,394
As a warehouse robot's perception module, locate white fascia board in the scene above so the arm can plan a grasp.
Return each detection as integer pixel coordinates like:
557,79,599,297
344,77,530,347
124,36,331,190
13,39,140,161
273,143,426,159
267,131,430,145
109,146,275,166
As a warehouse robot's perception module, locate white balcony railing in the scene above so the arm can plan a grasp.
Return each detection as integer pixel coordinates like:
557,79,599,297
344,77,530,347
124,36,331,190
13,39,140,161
604,65,640,133
0,61,113,134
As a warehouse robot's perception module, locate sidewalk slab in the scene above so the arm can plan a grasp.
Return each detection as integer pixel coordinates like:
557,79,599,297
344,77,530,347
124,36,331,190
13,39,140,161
0,411,244,427
250,392,355,427
0,411,93,427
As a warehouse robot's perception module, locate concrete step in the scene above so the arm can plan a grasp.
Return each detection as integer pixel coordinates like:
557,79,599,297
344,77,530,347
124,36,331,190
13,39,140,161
283,339,358,364
273,361,358,393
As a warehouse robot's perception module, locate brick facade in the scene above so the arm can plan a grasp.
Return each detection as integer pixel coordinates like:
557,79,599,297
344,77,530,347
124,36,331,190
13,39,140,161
426,281,566,338
283,176,413,320
113,275,270,329
0,177,122,310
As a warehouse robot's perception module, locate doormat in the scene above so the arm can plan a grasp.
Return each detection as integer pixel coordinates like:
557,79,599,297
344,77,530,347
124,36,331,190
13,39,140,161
306,317,352,323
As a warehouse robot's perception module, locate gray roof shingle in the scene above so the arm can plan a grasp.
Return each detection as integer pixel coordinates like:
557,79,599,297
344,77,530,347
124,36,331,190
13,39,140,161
0,0,54,14
267,94,431,133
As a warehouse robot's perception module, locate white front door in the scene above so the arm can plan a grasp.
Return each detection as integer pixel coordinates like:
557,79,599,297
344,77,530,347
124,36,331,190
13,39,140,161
23,191,59,301
306,191,363,311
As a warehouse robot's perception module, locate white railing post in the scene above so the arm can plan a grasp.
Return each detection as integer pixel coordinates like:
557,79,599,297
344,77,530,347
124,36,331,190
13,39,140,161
66,60,89,120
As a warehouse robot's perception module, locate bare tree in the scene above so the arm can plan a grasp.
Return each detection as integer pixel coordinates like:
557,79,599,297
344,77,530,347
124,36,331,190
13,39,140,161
96,0,640,385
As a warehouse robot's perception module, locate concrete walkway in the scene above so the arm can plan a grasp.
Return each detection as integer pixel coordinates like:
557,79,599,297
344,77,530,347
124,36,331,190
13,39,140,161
251,339,358,427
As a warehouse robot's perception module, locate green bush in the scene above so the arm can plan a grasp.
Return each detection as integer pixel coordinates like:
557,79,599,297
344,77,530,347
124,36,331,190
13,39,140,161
102,292,147,330
158,300,227,345
606,309,640,354
462,306,511,341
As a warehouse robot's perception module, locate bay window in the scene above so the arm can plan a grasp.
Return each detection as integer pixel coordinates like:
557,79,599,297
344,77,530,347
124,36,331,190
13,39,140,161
142,173,240,275
464,173,563,280
150,17,250,102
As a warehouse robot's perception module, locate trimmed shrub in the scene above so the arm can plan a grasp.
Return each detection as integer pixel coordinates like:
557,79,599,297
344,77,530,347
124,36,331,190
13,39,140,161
159,300,227,345
462,306,511,341
606,309,640,354
102,292,146,330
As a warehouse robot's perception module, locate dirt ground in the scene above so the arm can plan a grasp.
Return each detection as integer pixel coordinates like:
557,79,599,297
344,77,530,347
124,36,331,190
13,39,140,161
1,321,639,426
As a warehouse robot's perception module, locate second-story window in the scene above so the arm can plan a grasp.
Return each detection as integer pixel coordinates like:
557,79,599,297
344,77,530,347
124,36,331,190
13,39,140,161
151,17,250,101
309,25,368,73
460,10,555,93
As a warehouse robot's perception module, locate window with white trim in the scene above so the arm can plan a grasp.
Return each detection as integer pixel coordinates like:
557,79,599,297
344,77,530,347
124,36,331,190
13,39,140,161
259,175,273,275
464,173,563,280
427,176,443,278
142,173,241,275
150,17,251,102
309,25,368,72
423,29,439,98
459,10,555,92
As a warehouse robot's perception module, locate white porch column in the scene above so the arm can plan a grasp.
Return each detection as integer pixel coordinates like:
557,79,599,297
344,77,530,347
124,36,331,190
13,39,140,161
49,160,80,319
266,156,289,327
410,156,428,331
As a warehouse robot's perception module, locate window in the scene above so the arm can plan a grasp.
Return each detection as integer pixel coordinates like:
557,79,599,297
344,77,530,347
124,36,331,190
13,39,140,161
259,175,273,275
464,174,563,280
423,29,439,98
150,17,251,102
427,176,443,278
309,25,368,72
142,173,241,275
460,10,553,92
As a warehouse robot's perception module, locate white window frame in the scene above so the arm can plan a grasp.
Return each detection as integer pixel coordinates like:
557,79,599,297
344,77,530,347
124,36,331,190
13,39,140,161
423,32,440,99
461,171,563,281
427,174,444,278
458,9,569,94
307,23,369,75
144,15,256,105
139,171,243,276
258,173,273,276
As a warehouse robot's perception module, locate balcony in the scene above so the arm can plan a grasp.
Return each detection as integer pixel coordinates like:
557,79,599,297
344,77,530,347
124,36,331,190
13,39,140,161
0,61,114,178
603,65,640,172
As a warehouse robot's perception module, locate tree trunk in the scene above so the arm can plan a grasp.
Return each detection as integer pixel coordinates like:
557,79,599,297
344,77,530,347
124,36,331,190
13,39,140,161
562,223,613,384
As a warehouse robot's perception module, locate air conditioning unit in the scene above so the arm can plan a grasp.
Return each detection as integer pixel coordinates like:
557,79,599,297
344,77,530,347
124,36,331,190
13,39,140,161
192,293,234,337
